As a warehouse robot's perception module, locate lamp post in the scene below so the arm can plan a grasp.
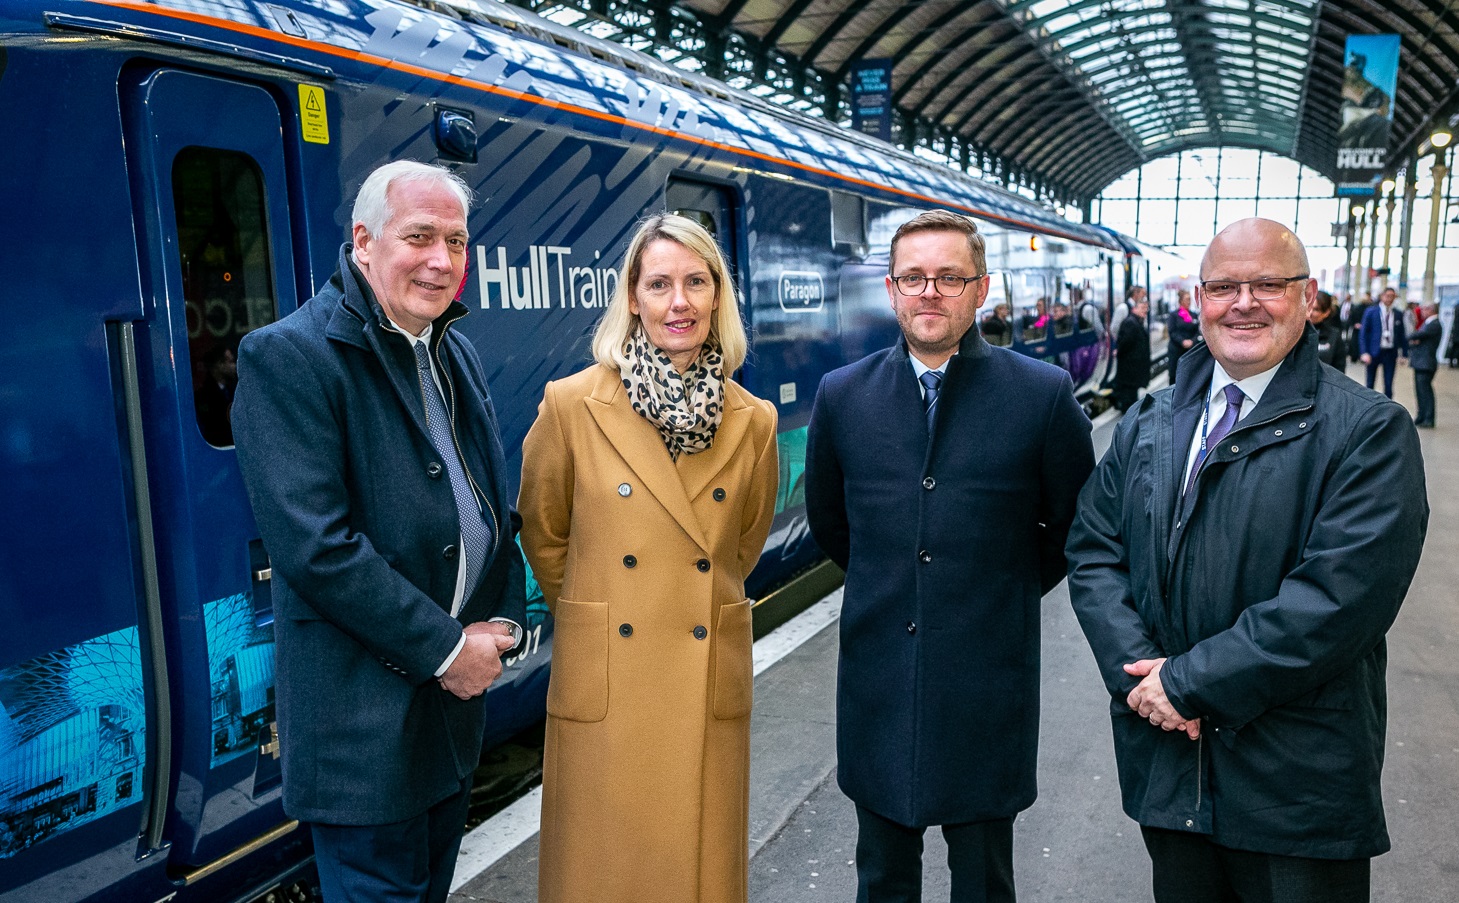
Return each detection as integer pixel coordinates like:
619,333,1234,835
1380,178,1396,292
1351,202,1368,300
1398,161,1419,294
1421,128,1452,306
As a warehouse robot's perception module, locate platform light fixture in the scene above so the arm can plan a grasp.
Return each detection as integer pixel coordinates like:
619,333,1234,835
1431,128,1453,149
1382,178,1396,194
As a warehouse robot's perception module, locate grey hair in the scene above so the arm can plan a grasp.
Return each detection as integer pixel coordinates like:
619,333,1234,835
351,161,472,239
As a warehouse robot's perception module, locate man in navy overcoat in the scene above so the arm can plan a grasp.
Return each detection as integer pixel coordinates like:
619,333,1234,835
233,162,525,902
804,210,1094,903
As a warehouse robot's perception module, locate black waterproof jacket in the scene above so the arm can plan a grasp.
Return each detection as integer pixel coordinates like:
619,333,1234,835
1066,327,1428,859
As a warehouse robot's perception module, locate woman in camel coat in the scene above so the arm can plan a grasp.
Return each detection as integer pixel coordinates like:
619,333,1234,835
519,214,779,903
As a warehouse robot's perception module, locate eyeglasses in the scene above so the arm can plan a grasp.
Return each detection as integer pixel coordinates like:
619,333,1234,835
1199,276,1309,302
889,273,986,297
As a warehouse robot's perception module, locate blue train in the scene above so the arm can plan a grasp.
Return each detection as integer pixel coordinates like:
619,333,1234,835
0,1,1169,899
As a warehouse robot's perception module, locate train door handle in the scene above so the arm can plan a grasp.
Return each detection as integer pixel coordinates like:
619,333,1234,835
249,539,274,626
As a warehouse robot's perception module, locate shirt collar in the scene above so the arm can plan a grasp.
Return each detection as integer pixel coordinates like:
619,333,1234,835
1209,359,1279,410
908,350,954,379
384,317,432,347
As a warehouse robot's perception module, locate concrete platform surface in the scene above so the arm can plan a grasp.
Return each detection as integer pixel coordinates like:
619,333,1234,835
452,363,1459,902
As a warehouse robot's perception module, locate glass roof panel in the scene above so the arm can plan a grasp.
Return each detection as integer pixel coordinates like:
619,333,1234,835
999,0,1322,159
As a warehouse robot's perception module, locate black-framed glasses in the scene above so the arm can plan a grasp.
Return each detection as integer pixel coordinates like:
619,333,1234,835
1200,275,1309,302
889,273,986,297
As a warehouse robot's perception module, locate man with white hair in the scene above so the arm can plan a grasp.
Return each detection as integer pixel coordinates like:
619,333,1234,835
233,161,525,902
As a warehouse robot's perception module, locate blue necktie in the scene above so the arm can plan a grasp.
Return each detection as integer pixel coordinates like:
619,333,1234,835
413,341,492,598
920,370,943,433
1185,383,1245,498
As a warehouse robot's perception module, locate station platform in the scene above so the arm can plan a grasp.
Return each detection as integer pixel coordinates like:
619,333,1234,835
451,363,1459,903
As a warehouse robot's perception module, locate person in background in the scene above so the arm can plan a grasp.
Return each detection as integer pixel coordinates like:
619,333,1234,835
1309,290,1345,370
232,161,526,903
194,343,238,446
1112,294,1151,412
1409,301,1441,427
1066,218,1428,903
981,302,1011,346
519,214,779,903
1359,287,1405,397
1165,289,1200,383
805,209,1093,903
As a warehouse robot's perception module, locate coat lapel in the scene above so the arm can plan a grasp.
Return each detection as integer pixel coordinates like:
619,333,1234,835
677,389,754,503
584,372,710,551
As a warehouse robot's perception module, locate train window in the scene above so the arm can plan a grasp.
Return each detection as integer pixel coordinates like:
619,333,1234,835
673,208,717,236
830,190,866,249
979,272,1011,345
1015,273,1051,343
172,147,278,449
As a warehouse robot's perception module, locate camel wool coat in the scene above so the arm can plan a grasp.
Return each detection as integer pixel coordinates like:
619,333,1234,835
519,362,779,903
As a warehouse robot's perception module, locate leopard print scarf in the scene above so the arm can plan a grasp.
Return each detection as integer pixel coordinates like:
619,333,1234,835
622,326,725,460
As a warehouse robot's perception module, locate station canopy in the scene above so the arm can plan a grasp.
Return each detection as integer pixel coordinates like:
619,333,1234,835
663,0,1459,203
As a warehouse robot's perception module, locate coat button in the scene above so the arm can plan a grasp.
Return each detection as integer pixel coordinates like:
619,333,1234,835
1185,819,1194,828
618,482,632,497
696,558,711,572
426,462,443,478
922,477,935,490
623,554,637,568
713,488,726,501
1274,429,1283,437
918,550,932,563
1230,445,1239,452
619,623,633,637
693,625,707,640
442,545,458,561
907,621,916,634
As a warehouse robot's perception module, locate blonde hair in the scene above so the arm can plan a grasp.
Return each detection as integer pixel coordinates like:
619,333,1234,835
591,214,748,374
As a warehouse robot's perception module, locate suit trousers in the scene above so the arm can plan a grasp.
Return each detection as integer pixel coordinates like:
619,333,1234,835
1365,348,1398,398
1414,368,1436,426
311,776,473,903
1141,826,1369,903
854,804,1015,903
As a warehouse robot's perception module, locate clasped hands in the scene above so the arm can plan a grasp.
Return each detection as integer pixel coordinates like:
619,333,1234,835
439,621,516,700
1124,657,1201,740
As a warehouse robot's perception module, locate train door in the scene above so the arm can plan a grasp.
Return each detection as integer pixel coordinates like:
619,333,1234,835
121,68,303,878
666,177,745,388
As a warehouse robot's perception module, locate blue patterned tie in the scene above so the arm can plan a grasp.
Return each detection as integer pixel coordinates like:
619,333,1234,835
1185,383,1245,498
413,341,491,598
920,370,943,433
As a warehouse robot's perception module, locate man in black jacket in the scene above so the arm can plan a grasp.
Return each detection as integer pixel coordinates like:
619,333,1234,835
1409,301,1442,426
1112,295,1151,412
1066,218,1428,903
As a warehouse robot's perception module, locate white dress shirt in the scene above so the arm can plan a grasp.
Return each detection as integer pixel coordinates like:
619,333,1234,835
1181,360,1281,489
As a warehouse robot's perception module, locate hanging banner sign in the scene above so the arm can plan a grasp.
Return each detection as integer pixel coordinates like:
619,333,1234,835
850,59,893,143
1336,34,1401,197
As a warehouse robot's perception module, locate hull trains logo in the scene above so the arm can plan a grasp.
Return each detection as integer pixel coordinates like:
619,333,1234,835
476,245,621,311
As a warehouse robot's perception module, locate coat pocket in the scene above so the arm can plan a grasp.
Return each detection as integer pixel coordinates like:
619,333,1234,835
711,599,754,720
545,598,609,723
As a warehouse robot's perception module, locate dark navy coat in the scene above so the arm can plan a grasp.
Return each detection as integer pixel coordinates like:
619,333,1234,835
232,245,525,825
1066,329,1428,858
804,329,1094,827
1359,302,1407,358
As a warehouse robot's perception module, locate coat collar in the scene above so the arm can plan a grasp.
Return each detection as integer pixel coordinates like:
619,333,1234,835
323,242,468,356
320,242,471,442
1171,325,1320,426
583,364,756,552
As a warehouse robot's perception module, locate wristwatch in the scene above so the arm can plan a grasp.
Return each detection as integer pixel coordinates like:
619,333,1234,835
493,618,524,655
